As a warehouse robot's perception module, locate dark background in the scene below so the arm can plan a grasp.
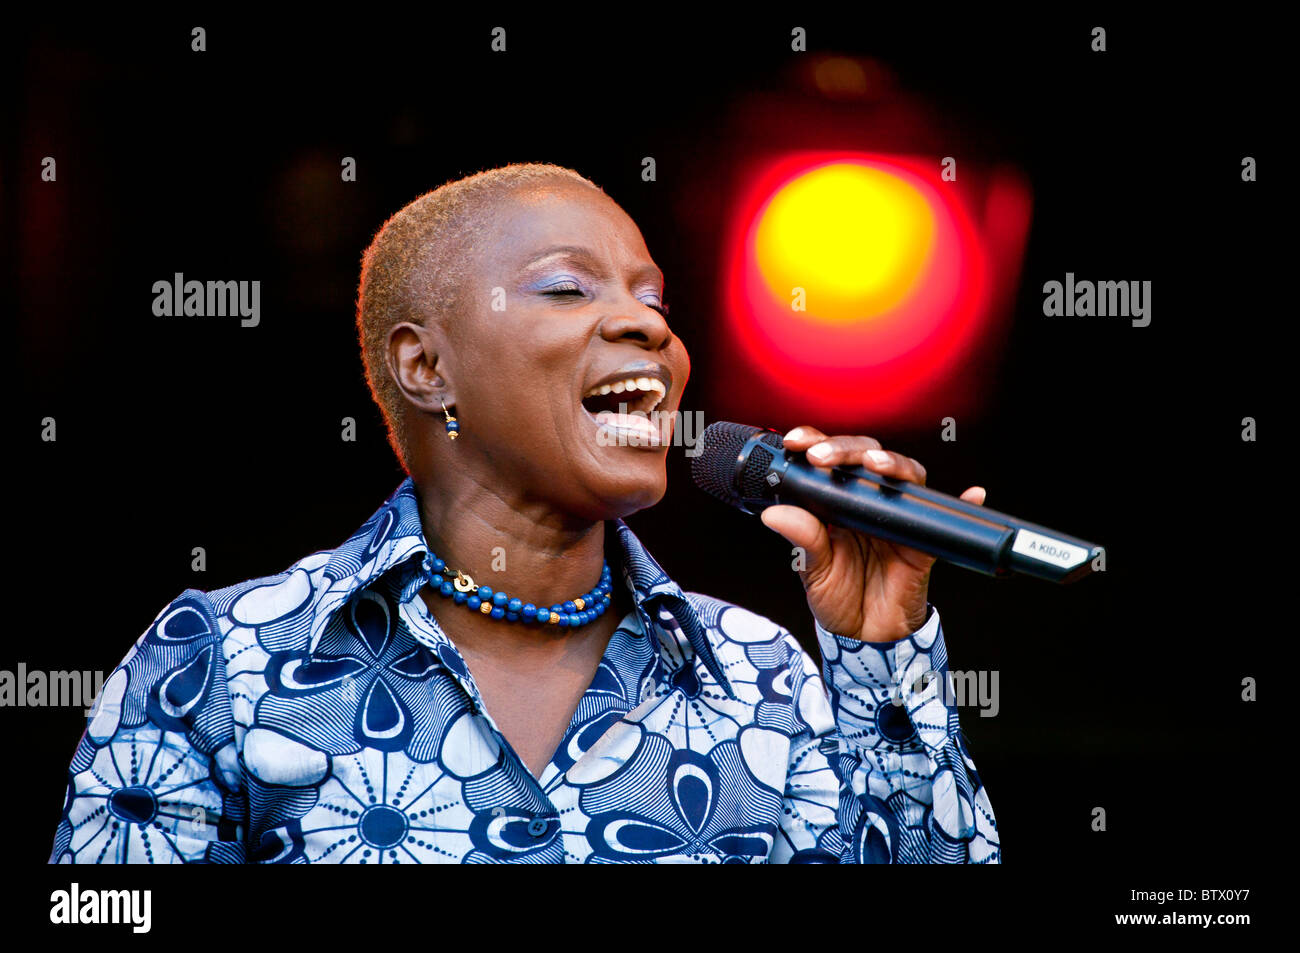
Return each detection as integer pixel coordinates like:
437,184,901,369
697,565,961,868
5,10,1280,893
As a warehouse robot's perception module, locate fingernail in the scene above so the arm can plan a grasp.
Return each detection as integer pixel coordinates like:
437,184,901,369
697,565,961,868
807,442,831,460
784,427,806,441
866,449,890,466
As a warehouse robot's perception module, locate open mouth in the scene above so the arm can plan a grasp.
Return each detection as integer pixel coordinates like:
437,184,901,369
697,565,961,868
580,374,668,446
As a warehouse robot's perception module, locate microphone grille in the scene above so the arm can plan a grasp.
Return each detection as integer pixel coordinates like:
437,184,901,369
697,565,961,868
691,421,783,505
737,440,780,499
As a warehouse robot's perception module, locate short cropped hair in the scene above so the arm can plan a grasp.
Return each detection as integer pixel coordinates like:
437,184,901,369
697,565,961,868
355,162,603,469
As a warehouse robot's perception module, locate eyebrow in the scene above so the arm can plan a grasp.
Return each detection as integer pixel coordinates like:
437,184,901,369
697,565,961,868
523,245,664,286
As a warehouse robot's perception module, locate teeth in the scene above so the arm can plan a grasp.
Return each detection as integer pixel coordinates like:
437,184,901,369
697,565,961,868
583,376,667,406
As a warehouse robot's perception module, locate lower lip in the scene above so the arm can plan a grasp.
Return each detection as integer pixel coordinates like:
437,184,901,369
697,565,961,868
581,406,666,449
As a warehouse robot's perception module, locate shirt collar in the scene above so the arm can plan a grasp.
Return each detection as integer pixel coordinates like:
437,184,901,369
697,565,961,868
308,478,737,700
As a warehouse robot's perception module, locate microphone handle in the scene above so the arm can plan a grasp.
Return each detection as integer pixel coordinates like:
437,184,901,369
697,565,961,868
769,454,1103,583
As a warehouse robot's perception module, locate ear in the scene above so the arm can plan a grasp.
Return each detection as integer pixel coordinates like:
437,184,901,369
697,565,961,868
386,321,453,414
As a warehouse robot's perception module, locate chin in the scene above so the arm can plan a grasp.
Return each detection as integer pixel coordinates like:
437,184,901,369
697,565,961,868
578,461,669,522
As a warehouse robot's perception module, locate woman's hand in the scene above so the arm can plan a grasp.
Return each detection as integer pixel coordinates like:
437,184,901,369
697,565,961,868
759,426,987,643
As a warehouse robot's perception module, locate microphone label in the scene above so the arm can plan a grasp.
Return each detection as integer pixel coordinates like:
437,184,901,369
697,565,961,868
1011,529,1089,568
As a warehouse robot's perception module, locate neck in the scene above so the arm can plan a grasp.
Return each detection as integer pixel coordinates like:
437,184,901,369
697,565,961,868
412,471,613,618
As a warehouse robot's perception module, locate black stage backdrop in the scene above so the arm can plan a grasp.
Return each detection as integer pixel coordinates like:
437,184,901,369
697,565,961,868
4,10,1280,929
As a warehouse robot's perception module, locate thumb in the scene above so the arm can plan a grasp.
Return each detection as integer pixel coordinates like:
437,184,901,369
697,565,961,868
760,505,833,580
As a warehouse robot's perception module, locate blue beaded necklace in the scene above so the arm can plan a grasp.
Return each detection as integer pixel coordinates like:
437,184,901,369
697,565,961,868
426,554,613,628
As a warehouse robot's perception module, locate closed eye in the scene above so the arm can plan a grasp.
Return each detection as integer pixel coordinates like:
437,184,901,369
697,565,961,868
544,287,670,318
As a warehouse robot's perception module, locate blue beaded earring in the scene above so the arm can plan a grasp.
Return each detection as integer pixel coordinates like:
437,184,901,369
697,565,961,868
441,399,459,440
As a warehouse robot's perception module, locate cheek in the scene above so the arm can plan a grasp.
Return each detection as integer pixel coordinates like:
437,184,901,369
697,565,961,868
463,321,546,392
671,333,691,375
458,359,537,442
473,335,582,440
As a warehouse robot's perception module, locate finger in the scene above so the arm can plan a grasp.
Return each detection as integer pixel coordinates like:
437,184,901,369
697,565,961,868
759,504,833,580
781,425,828,450
803,434,885,468
860,448,927,485
959,486,987,506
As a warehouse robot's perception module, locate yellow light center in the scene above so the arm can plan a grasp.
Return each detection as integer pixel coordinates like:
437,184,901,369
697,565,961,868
755,163,935,321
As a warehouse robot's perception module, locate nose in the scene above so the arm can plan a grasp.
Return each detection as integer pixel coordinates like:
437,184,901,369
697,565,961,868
598,293,672,351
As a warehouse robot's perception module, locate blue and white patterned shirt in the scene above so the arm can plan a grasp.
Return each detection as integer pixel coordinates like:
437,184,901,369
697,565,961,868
51,479,999,864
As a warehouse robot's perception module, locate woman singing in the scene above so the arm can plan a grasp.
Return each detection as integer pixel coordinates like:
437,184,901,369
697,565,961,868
51,163,999,864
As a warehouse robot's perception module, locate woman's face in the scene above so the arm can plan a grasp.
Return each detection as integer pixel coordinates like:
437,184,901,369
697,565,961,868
441,181,690,522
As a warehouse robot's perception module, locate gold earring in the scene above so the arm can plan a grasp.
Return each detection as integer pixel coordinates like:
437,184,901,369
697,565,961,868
441,399,459,440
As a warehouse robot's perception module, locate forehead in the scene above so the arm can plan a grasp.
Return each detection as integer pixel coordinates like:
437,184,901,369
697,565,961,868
477,182,653,271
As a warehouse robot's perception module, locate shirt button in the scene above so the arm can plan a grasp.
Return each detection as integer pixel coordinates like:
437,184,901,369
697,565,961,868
527,818,550,837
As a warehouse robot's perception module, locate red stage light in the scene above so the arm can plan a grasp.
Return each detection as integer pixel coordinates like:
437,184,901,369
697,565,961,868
719,152,1029,430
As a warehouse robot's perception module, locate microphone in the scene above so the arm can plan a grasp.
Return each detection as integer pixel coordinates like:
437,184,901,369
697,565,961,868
691,421,1104,584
